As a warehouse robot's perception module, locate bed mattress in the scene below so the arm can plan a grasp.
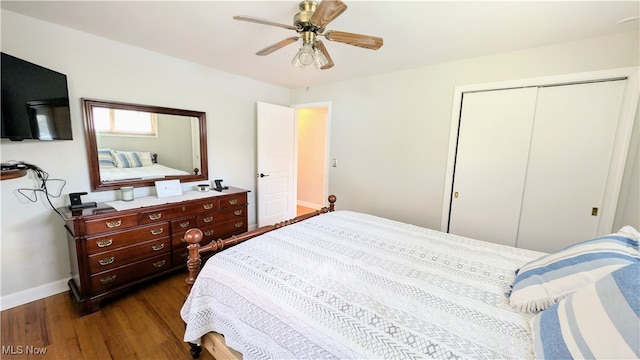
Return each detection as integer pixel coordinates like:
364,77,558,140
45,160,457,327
181,210,545,359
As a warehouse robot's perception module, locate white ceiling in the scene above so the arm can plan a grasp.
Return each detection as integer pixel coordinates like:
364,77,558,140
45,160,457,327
2,1,638,89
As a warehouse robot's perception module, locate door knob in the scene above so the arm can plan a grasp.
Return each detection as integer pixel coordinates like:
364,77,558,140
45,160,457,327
258,173,270,178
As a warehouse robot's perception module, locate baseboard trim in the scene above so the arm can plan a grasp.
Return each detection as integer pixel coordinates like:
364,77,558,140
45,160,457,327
1,279,69,311
297,200,322,210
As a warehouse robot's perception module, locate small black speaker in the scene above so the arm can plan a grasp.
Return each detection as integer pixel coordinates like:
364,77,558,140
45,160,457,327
68,192,97,210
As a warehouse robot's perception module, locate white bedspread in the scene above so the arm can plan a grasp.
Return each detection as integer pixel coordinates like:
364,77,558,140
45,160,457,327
99,163,189,182
181,211,545,359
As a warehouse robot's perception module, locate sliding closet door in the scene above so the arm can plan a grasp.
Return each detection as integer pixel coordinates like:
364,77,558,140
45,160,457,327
516,80,626,252
448,87,538,246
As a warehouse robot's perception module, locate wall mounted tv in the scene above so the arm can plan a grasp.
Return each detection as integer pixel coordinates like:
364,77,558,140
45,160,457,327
1,52,73,141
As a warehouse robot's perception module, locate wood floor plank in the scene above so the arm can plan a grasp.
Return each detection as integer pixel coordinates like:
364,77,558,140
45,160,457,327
1,271,216,360
43,293,84,359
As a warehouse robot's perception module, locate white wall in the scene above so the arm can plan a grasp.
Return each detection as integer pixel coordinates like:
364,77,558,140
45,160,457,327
291,31,640,236
0,10,290,307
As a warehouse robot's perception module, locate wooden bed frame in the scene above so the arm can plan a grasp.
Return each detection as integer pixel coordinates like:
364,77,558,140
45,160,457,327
183,195,337,359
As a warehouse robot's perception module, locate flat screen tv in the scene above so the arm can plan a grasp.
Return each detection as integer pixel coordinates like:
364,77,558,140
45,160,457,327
1,52,73,141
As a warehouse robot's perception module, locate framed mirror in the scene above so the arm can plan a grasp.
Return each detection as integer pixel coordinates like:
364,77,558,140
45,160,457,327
82,98,208,191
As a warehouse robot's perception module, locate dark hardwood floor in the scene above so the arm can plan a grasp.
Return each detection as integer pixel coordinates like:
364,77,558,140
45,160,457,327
1,271,215,360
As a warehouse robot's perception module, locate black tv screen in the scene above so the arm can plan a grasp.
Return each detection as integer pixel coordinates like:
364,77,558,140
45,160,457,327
1,53,73,141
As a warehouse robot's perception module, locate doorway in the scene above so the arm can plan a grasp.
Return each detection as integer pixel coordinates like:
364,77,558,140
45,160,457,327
294,103,330,215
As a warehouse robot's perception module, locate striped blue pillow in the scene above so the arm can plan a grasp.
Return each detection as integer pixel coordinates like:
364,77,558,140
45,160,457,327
509,230,639,312
531,263,640,359
98,149,116,168
111,150,153,168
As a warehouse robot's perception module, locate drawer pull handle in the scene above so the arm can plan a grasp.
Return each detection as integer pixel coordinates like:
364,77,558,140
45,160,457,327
179,221,190,228
96,239,113,248
204,230,215,236
100,275,117,284
203,216,214,223
181,237,186,243
98,256,115,266
203,203,214,210
153,260,166,268
235,222,244,228
234,210,243,216
150,228,164,235
106,220,122,228
148,213,162,220
152,243,165,251
228,199,238,205
182,252,189,258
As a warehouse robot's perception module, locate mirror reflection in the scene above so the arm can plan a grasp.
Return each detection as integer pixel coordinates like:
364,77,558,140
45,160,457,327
82,98,208,191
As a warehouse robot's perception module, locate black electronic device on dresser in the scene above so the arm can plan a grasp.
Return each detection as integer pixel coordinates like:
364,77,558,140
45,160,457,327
59,187,249,315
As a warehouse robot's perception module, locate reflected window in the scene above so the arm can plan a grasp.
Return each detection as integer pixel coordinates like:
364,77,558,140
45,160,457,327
94,108,158,137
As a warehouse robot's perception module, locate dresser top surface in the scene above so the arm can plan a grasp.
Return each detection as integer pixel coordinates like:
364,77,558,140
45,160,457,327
59,187,249,220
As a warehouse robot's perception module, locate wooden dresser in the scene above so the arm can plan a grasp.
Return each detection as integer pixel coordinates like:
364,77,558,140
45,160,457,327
60,187,249,315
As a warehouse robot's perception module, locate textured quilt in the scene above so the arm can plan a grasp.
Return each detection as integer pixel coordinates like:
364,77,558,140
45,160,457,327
181,211,545,359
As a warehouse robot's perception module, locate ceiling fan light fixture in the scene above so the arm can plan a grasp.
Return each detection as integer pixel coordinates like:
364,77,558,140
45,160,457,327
236,0,381,69
313,47,328,69
292,43,315,68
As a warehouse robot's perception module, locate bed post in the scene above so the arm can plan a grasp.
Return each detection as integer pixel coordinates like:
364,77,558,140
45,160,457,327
184,229,204,358
185,228,204,291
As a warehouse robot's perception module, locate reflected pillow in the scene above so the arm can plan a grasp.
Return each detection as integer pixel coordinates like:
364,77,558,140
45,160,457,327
111,150,153,168
531,263,640,359
509,228,640,312
98,149,116,168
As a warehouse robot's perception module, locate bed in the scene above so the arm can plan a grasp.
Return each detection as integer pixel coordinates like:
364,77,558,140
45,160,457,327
98,149,191,182
181,196,640,360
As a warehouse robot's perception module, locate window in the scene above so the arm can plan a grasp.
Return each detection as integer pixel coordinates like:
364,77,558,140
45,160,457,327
94,108,158,137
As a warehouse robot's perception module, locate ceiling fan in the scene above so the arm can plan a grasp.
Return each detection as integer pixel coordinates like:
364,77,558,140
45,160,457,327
233,0,383,70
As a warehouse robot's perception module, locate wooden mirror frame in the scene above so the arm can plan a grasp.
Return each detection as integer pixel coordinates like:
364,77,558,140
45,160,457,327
82,98,208,191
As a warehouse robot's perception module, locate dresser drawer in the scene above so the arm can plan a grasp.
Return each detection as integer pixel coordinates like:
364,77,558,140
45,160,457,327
215,219,247,239
195,208,246,227
184,199,218,213
85,214,139,235
171,222,219,249
90,253,172,293
86,223,169,255
139,206,185,224
173,220,245,254
171,216,197,235
216,207,246,222
197,212,219,227
219,194,247,209
88,237,170,274
173,249,190,267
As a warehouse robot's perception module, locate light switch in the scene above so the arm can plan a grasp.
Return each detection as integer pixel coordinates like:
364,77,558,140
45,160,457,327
332,159,338,167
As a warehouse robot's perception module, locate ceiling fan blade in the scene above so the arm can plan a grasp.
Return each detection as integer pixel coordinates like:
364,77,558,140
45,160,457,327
309,0,348,29
324,30,383,50
233,15,298,31
256,37,300,56
314,40,334,70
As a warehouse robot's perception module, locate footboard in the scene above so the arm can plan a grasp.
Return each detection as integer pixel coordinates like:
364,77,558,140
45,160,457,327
184,195,336,290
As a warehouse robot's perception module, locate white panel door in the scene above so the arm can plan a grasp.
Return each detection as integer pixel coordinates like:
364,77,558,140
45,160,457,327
516,80,626,252
257,102,296,227
448,87,538,246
